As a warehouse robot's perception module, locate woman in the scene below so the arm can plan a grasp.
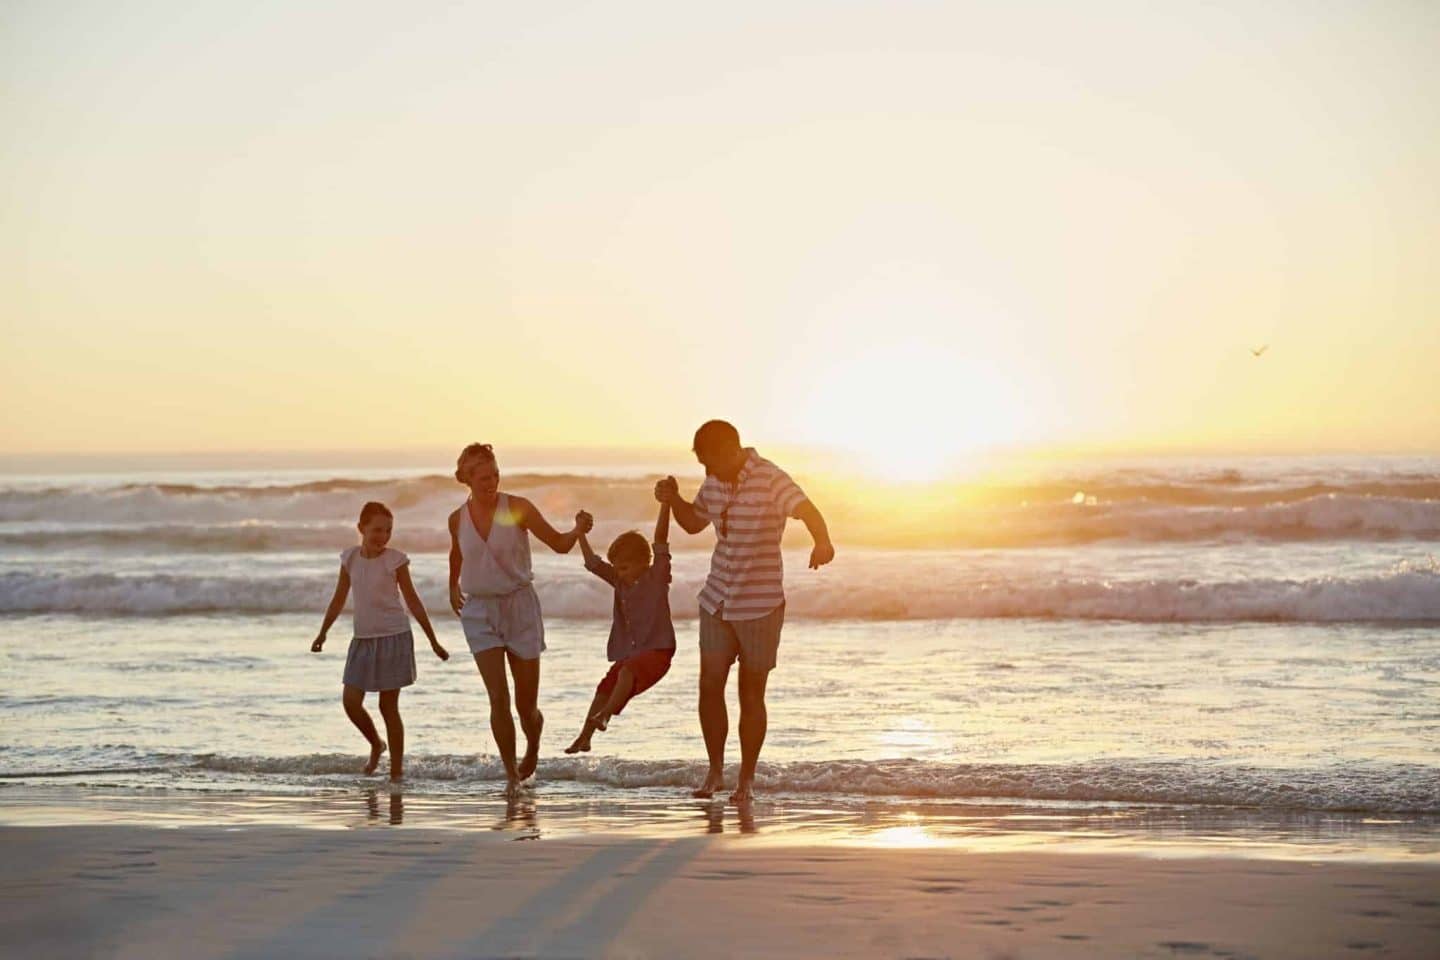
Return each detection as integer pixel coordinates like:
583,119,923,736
448,442,591,796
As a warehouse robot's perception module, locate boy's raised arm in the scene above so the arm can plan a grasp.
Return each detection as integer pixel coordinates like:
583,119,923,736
655,476,708,534
654,500,670,545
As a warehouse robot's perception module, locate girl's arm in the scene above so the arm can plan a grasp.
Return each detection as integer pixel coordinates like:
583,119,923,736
397,565,448,661
514,497,592,554
447,510,464,616
311,567,351,651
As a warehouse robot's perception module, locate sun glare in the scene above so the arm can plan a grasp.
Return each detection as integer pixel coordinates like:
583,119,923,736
799,341,1022,483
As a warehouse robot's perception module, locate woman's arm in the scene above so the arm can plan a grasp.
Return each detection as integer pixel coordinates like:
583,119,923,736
514,497,591,554
397,565,448,660
311,567,351,651
447,510,464,616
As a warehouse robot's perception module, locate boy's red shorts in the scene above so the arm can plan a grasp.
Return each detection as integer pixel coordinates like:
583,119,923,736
596,648,674,714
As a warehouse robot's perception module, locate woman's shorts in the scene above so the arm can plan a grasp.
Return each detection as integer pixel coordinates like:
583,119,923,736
343,631,417,691
460,585,546,660
595,648,674,715
698,602,785,672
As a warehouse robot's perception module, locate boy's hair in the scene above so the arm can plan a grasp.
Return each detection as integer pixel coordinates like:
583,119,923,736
358,501,393,526
454,442,496,482
607,530,651,566
692,419,740,453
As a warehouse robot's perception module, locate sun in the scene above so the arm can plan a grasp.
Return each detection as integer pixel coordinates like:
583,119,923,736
797,340,1022,483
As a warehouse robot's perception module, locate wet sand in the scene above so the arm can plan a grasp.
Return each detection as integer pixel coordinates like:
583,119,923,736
3,822,1438,959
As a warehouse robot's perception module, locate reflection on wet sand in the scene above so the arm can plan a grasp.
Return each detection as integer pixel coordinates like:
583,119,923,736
362,788,404,825
699,800,757,835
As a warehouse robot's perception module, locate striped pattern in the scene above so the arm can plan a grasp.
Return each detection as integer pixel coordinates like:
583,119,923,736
693,449,808,621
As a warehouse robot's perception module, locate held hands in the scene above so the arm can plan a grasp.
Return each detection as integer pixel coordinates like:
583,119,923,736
574,510,594,535
654,476,679,505
809,540,836,570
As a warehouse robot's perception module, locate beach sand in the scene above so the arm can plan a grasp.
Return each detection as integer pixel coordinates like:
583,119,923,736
4,822,1438,959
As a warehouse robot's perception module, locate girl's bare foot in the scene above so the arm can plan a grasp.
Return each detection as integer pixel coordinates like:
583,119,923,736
518,710,544,780
563,735,592,754
364,741,387,775
692,768,726,798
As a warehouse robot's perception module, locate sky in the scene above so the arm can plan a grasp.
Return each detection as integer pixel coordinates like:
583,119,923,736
3,1,1437,469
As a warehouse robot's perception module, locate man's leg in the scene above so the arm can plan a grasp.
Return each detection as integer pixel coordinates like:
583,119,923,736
695,648,733,798
731,665,770,804
509,650,543,781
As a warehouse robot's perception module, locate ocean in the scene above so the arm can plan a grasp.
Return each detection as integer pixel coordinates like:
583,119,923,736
2,453,1438,856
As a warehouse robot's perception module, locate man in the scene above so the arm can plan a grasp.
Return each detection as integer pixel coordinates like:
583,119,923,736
655,420,834,803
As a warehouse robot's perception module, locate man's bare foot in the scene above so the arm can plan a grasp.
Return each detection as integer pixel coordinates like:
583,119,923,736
589,710,610,732
364,741,387,775
728,779,755,805
389,771,403,784
563,734,592,754
518,709,543,780
692,768,726,799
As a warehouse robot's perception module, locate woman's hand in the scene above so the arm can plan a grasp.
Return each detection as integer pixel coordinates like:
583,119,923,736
449,583,465,617
310,634,326,653
431,639,450,661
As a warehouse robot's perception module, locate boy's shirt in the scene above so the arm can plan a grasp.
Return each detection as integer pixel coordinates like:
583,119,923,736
584,542,676,661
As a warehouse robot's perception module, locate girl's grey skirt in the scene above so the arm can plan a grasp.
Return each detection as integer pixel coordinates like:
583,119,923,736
343,631,417,691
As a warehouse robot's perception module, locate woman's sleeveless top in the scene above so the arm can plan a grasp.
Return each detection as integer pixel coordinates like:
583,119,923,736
458,493,534,597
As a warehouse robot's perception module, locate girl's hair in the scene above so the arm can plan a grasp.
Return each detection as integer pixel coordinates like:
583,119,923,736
358,501,393,526
607,530,651,566
454,442,497,483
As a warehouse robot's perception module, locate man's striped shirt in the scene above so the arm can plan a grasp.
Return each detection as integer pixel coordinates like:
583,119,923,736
692,449,809,621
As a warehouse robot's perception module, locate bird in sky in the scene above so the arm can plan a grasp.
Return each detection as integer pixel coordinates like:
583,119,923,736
1250,345,1269,358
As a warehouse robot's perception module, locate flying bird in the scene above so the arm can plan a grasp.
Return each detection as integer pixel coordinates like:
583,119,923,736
1250,345,1269,358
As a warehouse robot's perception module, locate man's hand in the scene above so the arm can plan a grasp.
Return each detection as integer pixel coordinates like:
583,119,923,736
575,510,594,534
808,541,835,570
654,476,679,505
431,640,450,661
310,634,326,653
449,583,465,617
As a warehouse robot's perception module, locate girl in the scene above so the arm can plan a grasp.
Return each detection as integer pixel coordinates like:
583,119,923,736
312,501,448,782
446,442,591,797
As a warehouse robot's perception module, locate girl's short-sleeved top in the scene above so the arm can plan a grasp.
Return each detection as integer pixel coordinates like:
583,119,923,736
341,546,411,638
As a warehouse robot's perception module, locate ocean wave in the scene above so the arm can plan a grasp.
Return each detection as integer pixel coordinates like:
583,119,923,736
5,493,1440,551
13,753,1436,813
4,558,1437,622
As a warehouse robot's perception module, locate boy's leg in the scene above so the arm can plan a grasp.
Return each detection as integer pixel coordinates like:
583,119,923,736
565,688,609,754
509,650,543,781
378,689,404,782
342,684,385,775
474,650,520,795
592,665,635,730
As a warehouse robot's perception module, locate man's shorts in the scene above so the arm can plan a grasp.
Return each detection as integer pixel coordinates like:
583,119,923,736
698,602,785,672
460,585,546,660
595,648,674,714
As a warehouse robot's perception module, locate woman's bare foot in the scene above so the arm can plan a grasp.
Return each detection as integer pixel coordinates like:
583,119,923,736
729,779,756,804
518,710,544,780
563,734,592,754
503,777,521,799
692,767,726,799
364,741,387,775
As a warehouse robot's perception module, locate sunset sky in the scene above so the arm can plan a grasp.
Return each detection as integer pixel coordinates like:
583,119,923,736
3,1,1437,466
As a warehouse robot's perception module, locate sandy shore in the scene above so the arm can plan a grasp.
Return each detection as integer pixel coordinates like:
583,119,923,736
3,824,1437,959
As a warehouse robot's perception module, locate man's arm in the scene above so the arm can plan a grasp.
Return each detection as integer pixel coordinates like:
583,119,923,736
795,500,835,569
655,476,708,534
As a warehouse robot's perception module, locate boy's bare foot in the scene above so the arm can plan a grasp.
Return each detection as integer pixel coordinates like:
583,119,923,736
364,741,387,775
563,735,592,754
729,779,756,804
692,768,726,799
518,709,544,780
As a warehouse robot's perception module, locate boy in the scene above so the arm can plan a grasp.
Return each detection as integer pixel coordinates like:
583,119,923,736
564,501,676,753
